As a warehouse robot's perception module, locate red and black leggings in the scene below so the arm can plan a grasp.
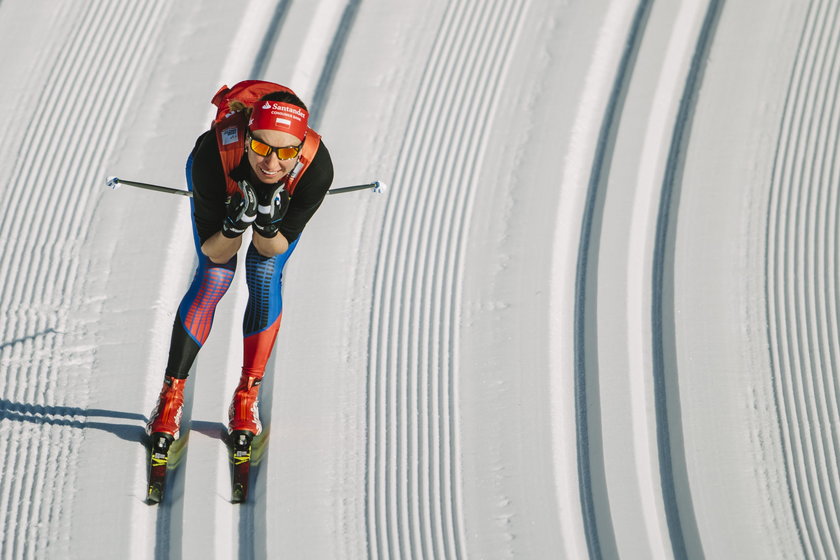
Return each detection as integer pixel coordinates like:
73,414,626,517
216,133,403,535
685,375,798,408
164,155,298,379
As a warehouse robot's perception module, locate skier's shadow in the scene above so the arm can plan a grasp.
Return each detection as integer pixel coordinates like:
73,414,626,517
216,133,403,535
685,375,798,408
0,399,229,443
190,420,227,440
0,399,148,442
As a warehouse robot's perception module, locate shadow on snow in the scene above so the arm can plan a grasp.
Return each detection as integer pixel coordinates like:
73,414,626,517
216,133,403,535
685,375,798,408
0,399,222,444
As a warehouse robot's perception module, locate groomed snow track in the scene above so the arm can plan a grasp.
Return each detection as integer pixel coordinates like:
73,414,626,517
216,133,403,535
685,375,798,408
365,1,529,558
0,2,172,558
766,1,840,557
0,0,838,559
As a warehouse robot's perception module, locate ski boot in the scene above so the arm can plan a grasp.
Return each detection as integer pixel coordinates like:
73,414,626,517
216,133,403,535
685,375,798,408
227,374,263,436
146,376,186,440
227,374,263,503
145,376,186,504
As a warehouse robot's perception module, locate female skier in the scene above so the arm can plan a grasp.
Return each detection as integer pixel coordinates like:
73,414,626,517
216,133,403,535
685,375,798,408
145,81,333,443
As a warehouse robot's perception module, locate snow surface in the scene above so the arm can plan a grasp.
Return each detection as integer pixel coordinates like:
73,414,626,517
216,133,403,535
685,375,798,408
0,0,836,558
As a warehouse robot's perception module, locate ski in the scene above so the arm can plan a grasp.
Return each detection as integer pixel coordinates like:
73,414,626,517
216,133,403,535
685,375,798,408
229,430,254,503
146,433,174,504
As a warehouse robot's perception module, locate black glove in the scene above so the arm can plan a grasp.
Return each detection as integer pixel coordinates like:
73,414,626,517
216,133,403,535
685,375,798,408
252,183,290,239
221,180,258,238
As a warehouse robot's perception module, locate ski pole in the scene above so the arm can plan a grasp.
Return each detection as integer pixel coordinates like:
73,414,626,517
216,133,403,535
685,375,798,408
106,176,387,196
105,177,192,196
326,181,387,195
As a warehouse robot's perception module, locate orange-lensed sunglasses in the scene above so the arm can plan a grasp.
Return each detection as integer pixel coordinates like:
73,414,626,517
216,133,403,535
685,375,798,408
247,133,303,160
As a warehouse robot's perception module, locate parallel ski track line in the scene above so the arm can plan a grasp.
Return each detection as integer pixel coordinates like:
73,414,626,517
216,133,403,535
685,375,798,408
233,5,291,555
154,370,195,560
366,1,528,558
573,1,652,558
766,0,840,557
248,0,292,80
0,2,170,558
161,2,362,556
650,1,724,559
221,2,361,556
309,0,362,130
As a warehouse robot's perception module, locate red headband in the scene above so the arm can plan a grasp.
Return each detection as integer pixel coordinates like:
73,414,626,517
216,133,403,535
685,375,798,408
248,101,309,139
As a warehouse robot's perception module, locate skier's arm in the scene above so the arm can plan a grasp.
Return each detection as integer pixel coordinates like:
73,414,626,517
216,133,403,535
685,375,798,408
277,143,334,242
190,132,229,244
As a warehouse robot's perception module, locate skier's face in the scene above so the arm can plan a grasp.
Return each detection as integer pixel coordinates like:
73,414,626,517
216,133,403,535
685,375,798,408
246,129,302,184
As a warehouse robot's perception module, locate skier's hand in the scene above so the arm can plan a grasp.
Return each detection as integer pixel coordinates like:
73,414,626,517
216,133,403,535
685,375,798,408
221,180,258,238
252,183,290,239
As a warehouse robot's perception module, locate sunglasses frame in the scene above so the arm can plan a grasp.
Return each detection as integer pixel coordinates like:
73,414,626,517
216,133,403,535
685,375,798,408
246,132,304,160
